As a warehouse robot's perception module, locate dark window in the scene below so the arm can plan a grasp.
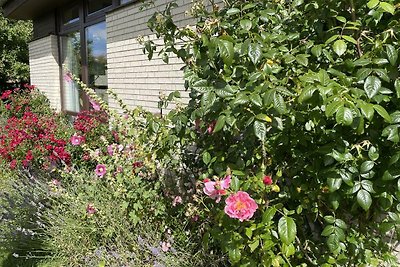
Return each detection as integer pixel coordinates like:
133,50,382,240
62,5,80,25
87,0,113,14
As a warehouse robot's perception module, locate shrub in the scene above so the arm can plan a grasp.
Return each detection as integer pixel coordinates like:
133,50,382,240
145,0,400,265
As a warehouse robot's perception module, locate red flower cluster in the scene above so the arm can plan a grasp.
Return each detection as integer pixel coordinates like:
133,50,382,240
73,110,109,134
0,88,71,169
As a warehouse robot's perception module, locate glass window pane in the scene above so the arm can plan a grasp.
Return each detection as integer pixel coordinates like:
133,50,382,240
86,21,108,102
120,0,133,4
87,0,112,14
61,32,81,112
62,5,79,25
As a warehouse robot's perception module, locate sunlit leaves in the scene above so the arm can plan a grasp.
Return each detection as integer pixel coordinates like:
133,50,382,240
278,216,297,245
364,76,381,99
333,40,347,56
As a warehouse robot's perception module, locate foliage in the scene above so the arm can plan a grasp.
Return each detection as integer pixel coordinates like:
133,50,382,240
144,0,400,265
0,9,32,85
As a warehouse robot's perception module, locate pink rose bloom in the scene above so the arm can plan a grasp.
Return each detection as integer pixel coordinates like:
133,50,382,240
203,175,231,203
89,98,101,111
70,134,84,146
95,164,107,177
224,191,258,222
52,179,61,186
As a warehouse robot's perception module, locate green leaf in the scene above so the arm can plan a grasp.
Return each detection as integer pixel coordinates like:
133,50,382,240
231,176,240,191
367,0,379,9
250,94,263,107
278,216,297,245
336,16,347,23
202,151,211,164
336,106,353,126
248,43,262,65
273,93,287,114
229,248,241,263
356,68,372,81
386,44,398,66
382,125,399,143
262,207,277,223
232,93,249,105
357,189,372,211
240,19,252,31
333,40,347,56
358,101,375,121
213,115,226,133
296,54,309,66
254,120,267,141
373,105,392,123
218,39,234,66
368,146,379,161
360,161,374,173
326,35,339,44
326,101,343,117
342,35,357,45
249,239,260,253
193,79,212,93
255,114,272,123
226,8,240,16
201,91,216,109
380,2,395,14
327,177,342,192
298,86,316,103
395,79,400,98
354,58,371,66
311,45,322,57
322,225,335,236
364,76,381,99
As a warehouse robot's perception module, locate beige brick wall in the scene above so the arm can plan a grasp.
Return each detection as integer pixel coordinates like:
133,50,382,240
29,35,61,110
106,0,194,113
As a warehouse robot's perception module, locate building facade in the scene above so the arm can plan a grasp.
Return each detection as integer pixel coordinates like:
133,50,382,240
1,0,192,113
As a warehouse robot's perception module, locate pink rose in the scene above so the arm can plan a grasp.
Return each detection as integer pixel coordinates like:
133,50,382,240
203,175,231,203
95,164,107,177
224,191,258,222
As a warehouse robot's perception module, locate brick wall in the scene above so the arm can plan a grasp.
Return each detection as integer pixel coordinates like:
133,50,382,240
29,35,61,110
106,0,194,113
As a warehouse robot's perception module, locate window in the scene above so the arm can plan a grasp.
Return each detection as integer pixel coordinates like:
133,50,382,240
120,0,133,4
62,5,79,25
87,0,113,14
59,0,117,113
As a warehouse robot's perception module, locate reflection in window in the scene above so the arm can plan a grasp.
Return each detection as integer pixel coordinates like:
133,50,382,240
61,32,81,112
120,0,133,4
87,0,112,14
86,21,108,102
62,5,79,25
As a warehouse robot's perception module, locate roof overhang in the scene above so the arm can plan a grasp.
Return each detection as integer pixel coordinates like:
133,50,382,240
1,0,70,19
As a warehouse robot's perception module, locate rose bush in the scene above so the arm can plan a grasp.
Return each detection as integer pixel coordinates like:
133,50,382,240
144,0,400,265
